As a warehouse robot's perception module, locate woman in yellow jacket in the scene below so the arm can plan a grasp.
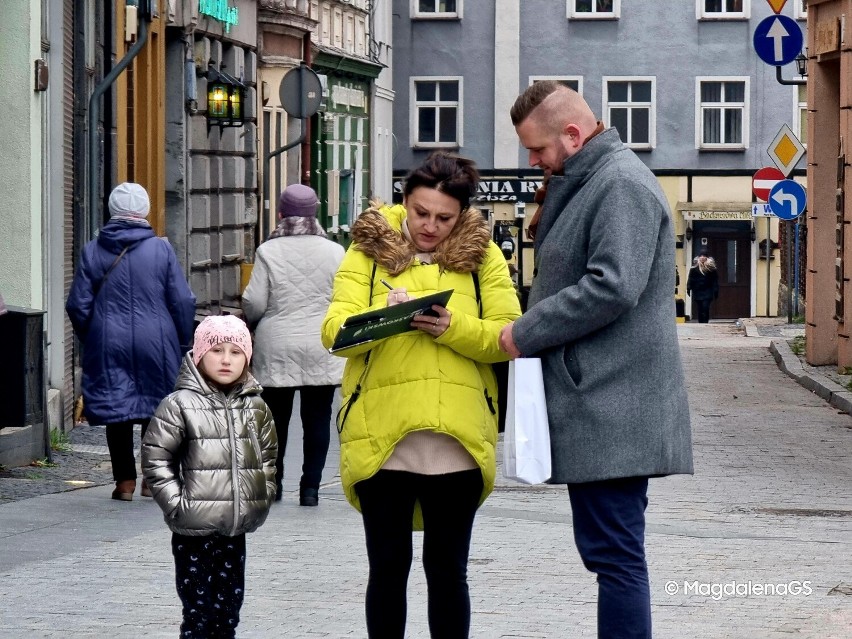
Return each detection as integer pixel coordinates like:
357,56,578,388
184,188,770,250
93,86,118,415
322,151,521,638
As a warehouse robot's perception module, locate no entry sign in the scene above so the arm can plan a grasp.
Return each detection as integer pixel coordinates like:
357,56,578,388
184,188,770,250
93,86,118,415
753,167,786,202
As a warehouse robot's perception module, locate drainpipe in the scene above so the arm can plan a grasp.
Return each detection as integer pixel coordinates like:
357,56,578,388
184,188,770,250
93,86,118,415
88,15,149,240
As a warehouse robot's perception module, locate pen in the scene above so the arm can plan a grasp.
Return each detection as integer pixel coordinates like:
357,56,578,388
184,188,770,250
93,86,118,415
380,279,394,291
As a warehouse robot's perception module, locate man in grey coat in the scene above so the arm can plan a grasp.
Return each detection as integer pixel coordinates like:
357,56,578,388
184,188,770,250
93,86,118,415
499,81,693,638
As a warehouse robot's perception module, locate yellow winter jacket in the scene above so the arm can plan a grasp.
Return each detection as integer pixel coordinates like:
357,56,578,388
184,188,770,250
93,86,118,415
321,203,522,515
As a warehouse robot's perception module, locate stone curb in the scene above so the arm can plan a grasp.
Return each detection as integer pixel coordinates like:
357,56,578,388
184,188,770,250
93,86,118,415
769,338,852,415
742,319,761,338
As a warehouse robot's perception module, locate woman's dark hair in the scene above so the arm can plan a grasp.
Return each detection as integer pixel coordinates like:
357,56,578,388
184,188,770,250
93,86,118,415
402,151,480,212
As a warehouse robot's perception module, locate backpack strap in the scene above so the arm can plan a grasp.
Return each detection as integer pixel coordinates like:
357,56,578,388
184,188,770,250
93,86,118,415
472,271,482,318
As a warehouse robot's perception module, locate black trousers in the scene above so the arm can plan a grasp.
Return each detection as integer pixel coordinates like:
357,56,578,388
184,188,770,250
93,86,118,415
355,469,484,639
261,385,336,488
105,419,149,482
695,298,712,323
172,532,246,639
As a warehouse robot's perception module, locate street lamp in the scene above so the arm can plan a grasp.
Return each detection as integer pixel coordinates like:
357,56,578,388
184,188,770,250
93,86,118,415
205,62,246,130
795,49,808,78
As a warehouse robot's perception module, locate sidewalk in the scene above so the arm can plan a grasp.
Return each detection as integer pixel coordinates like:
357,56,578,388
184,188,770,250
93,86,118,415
1,322,851,638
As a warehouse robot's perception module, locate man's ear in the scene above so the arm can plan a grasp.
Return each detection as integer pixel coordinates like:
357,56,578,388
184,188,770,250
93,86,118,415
564,123,582,148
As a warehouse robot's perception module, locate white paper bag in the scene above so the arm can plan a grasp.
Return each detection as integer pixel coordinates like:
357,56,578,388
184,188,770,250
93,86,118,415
503,358,551,484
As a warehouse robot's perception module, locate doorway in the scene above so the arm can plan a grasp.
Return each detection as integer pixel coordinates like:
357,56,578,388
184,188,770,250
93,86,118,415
691,221,752,319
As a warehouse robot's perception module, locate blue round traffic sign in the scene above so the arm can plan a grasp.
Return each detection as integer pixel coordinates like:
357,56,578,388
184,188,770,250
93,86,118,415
753,15,804,66
768,180,806,220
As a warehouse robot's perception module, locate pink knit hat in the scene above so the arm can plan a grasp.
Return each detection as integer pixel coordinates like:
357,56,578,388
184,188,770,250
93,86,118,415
192,315,253,366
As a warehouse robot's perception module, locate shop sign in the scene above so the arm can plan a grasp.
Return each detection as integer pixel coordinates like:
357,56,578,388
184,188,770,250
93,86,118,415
331,84,367,110
393,174,544,203
199,0,239,33
681,210,753,221
815,18,841,56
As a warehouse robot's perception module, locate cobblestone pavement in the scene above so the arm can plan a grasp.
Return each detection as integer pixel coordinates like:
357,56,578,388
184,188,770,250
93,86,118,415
0,423,124,504
1,322,851,638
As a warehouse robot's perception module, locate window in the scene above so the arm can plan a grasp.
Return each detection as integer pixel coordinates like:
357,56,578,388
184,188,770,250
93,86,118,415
529,76,583,95
795,84,807,147
333,8,343,48
794,0,807,20
410,77,462,147
696,78,749,149
697,0,749,19
412,0,461,19
603,77,655,149
567,0,620,19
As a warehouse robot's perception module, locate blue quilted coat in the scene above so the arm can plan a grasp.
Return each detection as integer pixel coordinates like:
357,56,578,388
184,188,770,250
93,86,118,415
66,220,196,425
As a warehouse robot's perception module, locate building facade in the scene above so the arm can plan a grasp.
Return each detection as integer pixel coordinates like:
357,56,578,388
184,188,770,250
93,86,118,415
804,0,852,367
392,0,809,318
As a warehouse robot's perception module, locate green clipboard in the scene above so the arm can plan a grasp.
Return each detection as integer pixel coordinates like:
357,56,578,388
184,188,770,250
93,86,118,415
329,289,454,353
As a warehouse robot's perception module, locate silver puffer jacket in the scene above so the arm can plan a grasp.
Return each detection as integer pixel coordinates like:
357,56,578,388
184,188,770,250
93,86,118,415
141,353,277,536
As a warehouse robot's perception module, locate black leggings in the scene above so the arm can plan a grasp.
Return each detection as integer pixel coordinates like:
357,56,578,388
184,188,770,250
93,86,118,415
355,469,484,639
172,532,246,638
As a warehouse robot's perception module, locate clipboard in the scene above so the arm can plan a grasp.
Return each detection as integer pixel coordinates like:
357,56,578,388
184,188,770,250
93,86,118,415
329,289,454,353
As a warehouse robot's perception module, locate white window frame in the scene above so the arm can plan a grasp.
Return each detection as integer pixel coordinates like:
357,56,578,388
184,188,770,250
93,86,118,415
695,76,750,150
696,0,750,20
410,76,463,149
794,84,807,148
794,0,807,20
529,75,584,95
602,76,656,150
567,0,620,19
411,0,462,20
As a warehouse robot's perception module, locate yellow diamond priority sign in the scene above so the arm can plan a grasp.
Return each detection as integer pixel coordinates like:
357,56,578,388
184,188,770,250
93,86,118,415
767,123,805,177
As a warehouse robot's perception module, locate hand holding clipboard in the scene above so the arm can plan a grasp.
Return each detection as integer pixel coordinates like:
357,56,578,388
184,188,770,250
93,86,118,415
328,288,454,353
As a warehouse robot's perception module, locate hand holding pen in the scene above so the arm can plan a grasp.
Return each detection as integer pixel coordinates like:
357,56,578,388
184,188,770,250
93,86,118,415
381,278,410,307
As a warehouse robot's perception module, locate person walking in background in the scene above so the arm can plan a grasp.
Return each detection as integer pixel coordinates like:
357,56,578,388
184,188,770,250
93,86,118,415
500,81,693,638
242,184,345,506
141,315,277,639
66,182,195,501
687,253,719,323
321,151,521,638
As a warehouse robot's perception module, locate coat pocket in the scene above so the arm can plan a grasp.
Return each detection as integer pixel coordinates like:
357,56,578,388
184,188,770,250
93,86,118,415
562,344,582,387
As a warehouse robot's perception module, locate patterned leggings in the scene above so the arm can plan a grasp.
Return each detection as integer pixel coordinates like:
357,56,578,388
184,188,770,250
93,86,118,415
171,532,246,638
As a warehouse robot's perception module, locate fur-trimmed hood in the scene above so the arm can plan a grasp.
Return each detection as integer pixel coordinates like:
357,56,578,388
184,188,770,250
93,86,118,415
350,203,491,276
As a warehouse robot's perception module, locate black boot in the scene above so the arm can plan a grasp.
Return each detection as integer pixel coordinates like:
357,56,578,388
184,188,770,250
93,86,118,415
274,480,283,503
299,486,319,507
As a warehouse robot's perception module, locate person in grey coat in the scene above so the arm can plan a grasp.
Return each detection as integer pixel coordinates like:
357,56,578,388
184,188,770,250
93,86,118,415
500,81,693,638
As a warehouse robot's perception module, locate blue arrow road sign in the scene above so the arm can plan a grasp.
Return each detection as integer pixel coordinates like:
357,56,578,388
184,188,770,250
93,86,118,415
769,180,806,220
753,15,804,66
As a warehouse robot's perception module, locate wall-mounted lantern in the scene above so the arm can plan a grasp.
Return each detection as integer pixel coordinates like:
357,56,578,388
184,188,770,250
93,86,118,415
205,62,246,129
795,49,808,78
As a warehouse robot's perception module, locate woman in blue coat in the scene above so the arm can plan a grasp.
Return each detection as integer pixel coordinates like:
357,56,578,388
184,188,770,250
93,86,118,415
66,183,195,501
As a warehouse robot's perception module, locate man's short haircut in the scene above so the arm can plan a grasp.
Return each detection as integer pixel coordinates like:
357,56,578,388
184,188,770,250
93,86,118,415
510,80,563,127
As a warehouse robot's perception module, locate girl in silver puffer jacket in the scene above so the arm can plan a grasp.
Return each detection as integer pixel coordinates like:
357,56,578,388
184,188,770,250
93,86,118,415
142,315,277,638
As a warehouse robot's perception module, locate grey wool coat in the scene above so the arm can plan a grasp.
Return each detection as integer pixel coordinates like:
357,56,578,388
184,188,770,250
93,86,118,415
512,127,693,484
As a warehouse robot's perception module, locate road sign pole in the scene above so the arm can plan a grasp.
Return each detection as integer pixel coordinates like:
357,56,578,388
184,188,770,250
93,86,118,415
787,220,793,324
766,217,771,317
794,221,800,316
